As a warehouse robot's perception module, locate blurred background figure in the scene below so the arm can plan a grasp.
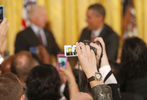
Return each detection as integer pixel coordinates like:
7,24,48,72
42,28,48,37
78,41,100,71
15,5,60,62
79,4,119,62
11,51,38,85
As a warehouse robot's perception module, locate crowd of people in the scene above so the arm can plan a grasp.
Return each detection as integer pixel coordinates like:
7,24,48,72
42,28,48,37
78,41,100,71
0,3,147,100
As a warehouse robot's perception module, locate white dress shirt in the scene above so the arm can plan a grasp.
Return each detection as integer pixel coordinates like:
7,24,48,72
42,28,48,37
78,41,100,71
99,65,117,84
91,27,103,38
31,24,47,46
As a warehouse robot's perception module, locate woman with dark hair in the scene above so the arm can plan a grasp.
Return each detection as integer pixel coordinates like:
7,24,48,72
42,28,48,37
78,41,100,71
120,37,147,99
26,64,61,100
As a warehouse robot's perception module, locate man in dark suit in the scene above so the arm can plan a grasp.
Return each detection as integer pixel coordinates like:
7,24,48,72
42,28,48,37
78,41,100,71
15,5,60,57
79,4,119,62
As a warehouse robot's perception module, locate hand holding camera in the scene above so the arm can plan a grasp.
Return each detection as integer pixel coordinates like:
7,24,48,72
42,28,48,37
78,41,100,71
75,38,106,87
93,37,109,67
64,39,103,68
76,42,98,79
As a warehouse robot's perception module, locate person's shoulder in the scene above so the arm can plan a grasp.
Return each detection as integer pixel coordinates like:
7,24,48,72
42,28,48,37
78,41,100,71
17,27,32,36
104,24,115,33
44,28,53,34
104,24,119,38
82,27,89,32
81,27,90,35
44,28,55,38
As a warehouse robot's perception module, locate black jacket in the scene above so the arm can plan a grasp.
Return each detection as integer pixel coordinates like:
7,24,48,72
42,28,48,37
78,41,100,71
15,27,60,56
79,24,119,61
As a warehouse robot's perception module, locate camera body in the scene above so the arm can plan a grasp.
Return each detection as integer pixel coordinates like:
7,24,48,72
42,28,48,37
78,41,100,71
64,40,100,57
83,40,100,55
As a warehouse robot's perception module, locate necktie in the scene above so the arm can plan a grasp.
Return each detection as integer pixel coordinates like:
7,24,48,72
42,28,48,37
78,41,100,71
38,30,43,45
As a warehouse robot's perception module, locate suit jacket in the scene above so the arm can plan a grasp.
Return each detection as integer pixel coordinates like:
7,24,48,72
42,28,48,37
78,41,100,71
15,27,60,56
79,24,119,61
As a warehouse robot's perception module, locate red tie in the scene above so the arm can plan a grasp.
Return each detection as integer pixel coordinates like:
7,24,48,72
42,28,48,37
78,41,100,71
38,31,43,45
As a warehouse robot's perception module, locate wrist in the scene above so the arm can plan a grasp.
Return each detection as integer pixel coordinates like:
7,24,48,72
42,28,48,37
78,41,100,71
85,68,98,78
67,74,76,83
90,80,104,88
68,78,78,87
101,53,109,67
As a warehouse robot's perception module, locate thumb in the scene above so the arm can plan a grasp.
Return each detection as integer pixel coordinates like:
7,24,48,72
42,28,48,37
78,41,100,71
59,67,65,72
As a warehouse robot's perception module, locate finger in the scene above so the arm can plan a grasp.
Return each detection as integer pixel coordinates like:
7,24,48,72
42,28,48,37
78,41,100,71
90,49,97,63
66,61,72,71
0,20,8,36
79,42,85,49
90,43,101,54
76,42,82,55
85,45,92,59
85,45,91,54
1,24,9,36
1,39,7,53
0,18,7,27
79,42,86,53
60,67,65,72
94,37,105,49
0,18,7,30
90,42,100,50
90,49,96,57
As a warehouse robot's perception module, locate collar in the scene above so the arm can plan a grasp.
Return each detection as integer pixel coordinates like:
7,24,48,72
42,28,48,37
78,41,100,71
92,27,103,37
30,24,41,34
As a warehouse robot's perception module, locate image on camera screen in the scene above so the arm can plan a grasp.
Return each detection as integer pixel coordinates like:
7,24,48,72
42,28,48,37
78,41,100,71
64,45,77,57
58,57,66,68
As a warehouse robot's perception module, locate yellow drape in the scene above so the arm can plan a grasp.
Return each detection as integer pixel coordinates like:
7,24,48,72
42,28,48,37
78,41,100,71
0,0,122,54
0,0,22,54
37,0,122,50
134,0,147,43
99,0,122,35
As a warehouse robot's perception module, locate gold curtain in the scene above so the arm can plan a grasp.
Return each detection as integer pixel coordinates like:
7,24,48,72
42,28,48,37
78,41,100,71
99,0,122,35
0,0,121,54
134,0,147,43
0,0,22,54
37,0,122,50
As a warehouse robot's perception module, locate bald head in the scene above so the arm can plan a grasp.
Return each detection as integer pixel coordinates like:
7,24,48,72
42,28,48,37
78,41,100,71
29,5,47,28
11,51,39,83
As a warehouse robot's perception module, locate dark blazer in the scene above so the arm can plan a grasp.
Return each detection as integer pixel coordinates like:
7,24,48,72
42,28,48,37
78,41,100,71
79,24,119,61
15,27,60,56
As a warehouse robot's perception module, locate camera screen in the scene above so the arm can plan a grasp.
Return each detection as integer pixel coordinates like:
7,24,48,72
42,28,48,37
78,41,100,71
64,45,77,57
0,6,4,23
58,57,66,68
